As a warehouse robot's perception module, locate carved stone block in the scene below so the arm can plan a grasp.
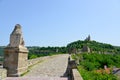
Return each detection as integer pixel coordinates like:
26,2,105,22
3,24,28,77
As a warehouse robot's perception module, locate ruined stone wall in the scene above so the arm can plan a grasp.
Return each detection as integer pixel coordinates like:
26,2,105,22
68,55,83,80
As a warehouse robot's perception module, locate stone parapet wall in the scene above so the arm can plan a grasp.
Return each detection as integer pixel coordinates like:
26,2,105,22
68,55,83,80
72,69,83,80
28,56,52,67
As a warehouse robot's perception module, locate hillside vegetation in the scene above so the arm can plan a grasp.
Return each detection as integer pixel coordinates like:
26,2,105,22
72,53,120,80
68,39,120,80
67,40,120,54
27,46,67,59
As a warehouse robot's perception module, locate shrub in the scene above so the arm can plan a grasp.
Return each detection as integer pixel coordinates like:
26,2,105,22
73,53,119,80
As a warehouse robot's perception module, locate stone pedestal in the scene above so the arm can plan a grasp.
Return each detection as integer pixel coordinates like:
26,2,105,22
3,24,28,77
4,47,28,77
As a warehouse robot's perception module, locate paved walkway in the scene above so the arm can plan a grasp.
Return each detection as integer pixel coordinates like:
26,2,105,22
24,54,69,77
5,77,67,80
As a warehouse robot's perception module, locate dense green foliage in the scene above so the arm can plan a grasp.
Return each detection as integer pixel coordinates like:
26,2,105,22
67,40,120,54
72,53,120,80
77,66,116,80
28,46,67,59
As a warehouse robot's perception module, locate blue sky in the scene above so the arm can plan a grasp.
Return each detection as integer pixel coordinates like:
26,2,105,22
0,0,120,46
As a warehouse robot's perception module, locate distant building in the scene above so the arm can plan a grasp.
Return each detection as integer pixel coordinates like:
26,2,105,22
84,35,91,41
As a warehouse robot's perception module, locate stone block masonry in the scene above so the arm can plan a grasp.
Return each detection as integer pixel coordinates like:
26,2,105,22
3,24,28,77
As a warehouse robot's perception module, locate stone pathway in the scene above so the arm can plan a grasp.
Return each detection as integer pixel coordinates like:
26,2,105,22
24,54,69,77
5,77,67,80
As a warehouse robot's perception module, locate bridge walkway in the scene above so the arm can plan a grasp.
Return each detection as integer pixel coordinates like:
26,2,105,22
24,54,69,77
5,54,69,80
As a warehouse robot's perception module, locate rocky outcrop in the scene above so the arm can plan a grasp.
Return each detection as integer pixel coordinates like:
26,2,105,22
82,45,91,53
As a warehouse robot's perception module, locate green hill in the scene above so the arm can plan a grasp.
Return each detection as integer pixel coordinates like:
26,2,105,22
67,40,120,54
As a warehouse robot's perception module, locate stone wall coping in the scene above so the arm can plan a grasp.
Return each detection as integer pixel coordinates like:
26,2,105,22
69,54,83,80
4,47,28,53
72,69,83,80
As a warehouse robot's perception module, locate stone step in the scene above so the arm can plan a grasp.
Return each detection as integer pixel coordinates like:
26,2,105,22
5,77,68,80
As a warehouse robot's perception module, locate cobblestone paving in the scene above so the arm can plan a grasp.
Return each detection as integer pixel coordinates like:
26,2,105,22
6,77,67,80
24,54,69,77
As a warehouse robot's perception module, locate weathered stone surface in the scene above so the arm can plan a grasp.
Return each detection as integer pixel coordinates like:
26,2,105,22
69,55,83,80
68,60,77,69
5,77,68,80
0,68,7,79
25,54,69,77
72,69,83,80
8,24,25,48
28,56,50,67
82,45,91,53
3,24,28,77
